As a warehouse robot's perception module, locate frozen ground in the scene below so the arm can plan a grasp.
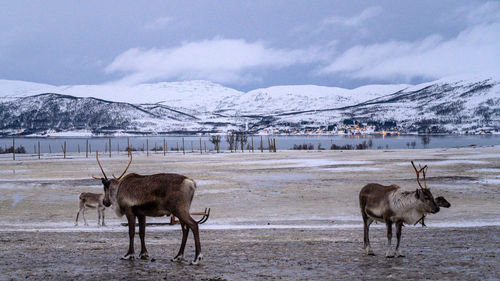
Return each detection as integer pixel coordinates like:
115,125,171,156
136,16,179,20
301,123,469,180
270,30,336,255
0,147,499,280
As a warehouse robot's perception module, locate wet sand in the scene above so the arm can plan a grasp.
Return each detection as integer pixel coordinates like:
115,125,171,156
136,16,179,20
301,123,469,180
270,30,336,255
1,227,498,280
0,147,499,280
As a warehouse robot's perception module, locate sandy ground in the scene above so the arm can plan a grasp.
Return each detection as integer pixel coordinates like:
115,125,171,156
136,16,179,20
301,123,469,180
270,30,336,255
0,147,499,280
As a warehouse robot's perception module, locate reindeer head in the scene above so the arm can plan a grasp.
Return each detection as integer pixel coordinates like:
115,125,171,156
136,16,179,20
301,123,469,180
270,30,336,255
411,161,440,214
92,150,132,207
435,196,451,208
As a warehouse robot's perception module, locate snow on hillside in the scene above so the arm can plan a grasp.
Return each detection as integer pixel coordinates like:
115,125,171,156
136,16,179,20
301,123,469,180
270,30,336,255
0,80,57,99
0,80,243,112
0,74,499,135
58,80,244,112
218,84,410,114
0,79,410,113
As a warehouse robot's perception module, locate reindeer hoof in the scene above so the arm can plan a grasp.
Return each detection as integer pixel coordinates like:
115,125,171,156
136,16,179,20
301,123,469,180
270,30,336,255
171,255,185,262
190,254,203,265
396,251,405,258
121,254,135,260
139,253,149,260
367,250,375,256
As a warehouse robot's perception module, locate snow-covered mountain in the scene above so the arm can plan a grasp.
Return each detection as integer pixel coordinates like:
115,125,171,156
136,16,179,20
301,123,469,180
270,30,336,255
0,76,498,136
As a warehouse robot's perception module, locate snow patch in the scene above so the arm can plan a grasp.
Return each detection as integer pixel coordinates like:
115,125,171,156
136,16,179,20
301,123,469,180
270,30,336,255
2,220,500,232
243,159,371,169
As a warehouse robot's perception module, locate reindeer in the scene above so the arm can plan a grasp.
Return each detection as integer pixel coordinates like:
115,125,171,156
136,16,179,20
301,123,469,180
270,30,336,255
359,161,440,257
92,151,203,264
417,196,451,226
75,192,106,226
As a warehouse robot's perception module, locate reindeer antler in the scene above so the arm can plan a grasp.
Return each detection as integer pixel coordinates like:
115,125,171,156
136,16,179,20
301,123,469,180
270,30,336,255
411,161,427,190
95,151,108,180
421,165,428,189
113,149,132,181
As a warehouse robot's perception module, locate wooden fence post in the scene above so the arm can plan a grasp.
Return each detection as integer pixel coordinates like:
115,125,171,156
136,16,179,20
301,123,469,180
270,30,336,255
86,139,88,158
109,138,111,158
182,138,185,155
163,138,166,156
200,138,202,154
38,141,41,159
251,136,254,152
146,138,149,157
260,136,263,152
78,144,80,154
274,138,277,152
12,138,15,160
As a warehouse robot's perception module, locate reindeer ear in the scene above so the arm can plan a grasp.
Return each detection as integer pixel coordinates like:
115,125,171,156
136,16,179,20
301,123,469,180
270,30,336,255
415,189,423,199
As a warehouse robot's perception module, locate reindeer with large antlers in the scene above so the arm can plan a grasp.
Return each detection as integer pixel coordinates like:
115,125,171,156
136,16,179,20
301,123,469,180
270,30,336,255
92,150,203,264
358,161,442,257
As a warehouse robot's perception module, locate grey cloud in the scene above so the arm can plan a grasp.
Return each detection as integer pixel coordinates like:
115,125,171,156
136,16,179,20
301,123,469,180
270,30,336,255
322,7,383,27
105,38,328,85
318,2,500,82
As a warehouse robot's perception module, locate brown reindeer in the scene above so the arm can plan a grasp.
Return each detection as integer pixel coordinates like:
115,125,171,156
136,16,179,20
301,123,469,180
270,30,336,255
359,161,440,257
75,192,106,226
92,151,203,264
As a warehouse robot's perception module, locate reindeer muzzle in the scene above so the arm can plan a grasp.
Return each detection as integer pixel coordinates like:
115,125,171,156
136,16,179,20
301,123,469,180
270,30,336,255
103,199,111,207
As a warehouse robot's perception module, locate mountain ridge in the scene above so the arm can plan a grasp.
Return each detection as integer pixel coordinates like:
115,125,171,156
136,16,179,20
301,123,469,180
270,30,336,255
0,76,499,135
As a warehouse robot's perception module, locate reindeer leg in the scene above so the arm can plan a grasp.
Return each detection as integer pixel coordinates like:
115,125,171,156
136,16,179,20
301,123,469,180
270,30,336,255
101,208,106,227
171,222,189,262
385,221,394,258
176,211,202,265
138,215,149,260
121,213,136,260
97,208,101,227
395,221,405,257
75,207,82,226
363,216,374,255
82,207,89,226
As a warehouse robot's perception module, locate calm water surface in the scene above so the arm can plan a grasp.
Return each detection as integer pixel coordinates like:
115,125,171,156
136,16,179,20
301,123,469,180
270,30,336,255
0,135,499,154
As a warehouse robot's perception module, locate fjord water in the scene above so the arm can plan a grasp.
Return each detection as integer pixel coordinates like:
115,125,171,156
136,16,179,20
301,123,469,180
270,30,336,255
0,135,499,154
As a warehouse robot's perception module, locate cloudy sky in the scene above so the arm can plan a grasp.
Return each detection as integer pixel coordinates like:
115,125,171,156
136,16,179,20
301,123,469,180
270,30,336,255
0,0,499,90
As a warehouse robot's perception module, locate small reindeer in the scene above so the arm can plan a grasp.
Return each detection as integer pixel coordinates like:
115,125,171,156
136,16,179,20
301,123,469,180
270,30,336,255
417,196,451,226
75,192,106,226
359,161,441,257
